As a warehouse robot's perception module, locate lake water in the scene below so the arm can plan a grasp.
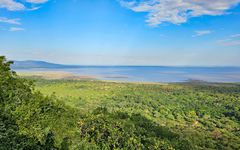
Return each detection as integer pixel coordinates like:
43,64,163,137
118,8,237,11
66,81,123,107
14,66,240,83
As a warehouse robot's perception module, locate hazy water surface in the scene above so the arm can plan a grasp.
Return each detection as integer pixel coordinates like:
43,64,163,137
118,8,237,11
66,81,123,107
15,66,240,83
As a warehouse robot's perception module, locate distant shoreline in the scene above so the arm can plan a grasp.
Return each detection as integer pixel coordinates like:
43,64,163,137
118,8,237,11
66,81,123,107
17,71,130,81
17,71,169,85
17,71,240,85
14,64,240,83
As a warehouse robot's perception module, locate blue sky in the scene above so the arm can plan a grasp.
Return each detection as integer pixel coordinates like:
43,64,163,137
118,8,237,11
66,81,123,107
0,0,240,66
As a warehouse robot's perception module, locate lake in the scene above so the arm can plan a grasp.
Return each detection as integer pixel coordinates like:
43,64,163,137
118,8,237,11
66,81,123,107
14,66,240,83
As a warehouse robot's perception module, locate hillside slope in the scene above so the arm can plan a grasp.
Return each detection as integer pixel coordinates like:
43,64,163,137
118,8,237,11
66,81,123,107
12,60,76,69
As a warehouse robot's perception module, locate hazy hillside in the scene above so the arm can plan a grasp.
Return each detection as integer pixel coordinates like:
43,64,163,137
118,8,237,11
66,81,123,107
12,60,77,69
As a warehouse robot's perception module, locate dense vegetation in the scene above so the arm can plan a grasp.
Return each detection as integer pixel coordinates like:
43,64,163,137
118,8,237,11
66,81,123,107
1,56,240,149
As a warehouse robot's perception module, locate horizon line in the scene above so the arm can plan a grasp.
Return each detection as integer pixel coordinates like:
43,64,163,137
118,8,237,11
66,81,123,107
12,59,240,68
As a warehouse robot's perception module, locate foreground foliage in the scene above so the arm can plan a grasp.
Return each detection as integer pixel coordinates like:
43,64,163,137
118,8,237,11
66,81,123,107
1,56,240,149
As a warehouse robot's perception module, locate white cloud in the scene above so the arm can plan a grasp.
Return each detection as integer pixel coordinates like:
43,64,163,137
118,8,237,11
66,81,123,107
217,33,240,46
119,0,240,26
0,0,25,11
0,0,48,32
193,30,212,37
9,27,24,31
217,38,240,46
27,6,41,11
0,0,48,11
25,0,48,4
0,17,21,25
218,39,240,46
230,34,240,38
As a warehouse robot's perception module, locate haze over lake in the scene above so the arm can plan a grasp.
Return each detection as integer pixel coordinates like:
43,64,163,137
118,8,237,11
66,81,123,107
14,66,240,83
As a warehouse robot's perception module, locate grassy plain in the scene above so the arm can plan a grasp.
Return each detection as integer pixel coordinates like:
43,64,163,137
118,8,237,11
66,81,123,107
18,71,97,80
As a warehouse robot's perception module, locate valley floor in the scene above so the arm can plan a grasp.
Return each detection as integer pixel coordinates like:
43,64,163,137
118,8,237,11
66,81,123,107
30,78,240,149
3,69,240,149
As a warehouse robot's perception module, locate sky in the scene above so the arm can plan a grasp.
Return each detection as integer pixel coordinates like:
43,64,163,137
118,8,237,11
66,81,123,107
0,0,240,66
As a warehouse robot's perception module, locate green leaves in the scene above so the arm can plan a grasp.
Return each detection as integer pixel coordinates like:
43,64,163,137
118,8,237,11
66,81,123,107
78,109,175,150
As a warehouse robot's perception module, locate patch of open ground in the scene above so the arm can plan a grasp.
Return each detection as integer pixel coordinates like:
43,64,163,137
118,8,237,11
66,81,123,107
17,71,97,80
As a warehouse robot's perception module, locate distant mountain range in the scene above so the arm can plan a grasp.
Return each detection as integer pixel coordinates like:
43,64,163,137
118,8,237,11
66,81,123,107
11,60,78,69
